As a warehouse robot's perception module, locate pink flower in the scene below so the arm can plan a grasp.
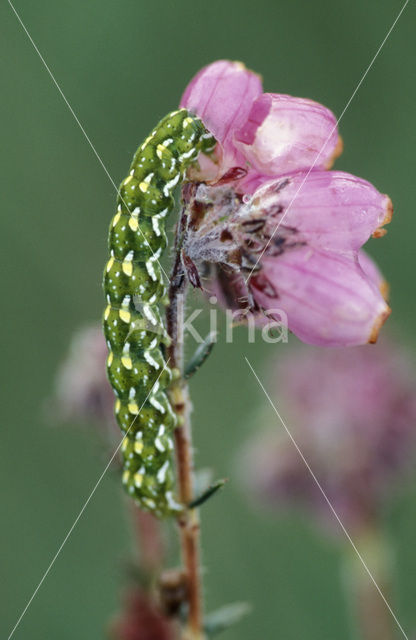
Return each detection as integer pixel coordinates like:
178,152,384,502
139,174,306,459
239,340,416,535
180,59,263,181
52,325,116,432
179,61,392,346
234,93,343,178
109,589,175,640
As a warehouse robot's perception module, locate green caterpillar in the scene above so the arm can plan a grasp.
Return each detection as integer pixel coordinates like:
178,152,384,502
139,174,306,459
103,109,216,516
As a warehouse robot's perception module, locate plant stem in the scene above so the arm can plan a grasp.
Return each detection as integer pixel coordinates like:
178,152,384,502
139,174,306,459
343,524,396,640
166,206,204,640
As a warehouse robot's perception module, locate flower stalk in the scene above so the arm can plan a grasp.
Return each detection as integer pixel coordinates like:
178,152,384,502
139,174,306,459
343,525,396,640
166,204,204,639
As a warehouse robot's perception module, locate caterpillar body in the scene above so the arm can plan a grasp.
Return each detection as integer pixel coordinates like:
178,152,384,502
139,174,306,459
103,109,216,516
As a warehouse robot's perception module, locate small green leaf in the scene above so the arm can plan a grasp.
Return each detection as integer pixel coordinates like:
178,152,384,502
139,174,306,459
184,332,217,379
188,478,227,509
204,602,252,637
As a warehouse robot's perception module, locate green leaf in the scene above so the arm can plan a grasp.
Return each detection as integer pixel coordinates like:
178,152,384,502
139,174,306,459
188,478,227,509
184,332,217,379
204,602,252,637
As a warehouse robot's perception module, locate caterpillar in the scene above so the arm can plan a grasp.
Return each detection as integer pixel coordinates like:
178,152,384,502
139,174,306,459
103,109,216,516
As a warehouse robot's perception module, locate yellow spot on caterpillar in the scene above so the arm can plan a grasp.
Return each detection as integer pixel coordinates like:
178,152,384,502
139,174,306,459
107,352,113,367
122,470,130,484
128,216,138,231
119,309,131,323
104,304,111,320
106,257,114,272
183,117,193,127
156,143,168,159
121,437,129,452
139,181,149,193
123,175,133,185
115,399,121,414
134,441,143,454
128,402,139,415
134,472,143,488
121,355,133,369
112,212,121,227
122,259,133,276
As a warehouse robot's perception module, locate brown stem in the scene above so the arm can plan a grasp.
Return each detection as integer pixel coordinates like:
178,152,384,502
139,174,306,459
343,523,397,640
166,209,204,639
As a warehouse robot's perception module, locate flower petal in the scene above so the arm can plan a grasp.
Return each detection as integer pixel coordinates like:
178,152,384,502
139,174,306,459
250,247,390,346
248,170,392,252
358,249,390,302
234,93,341,177
180,60,263,177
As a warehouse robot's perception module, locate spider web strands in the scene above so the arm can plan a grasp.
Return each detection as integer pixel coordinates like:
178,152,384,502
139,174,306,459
6,361,170,640
244,0,411,284
245,356,409,640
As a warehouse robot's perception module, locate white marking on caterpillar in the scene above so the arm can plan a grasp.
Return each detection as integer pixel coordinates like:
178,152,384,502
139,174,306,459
142,304,158,325
144,350,160,370
157,461,169,484
163,173,180,196
179,148,197,161
150,395,165,413
155,424,166,452
152,216,162,236
145,260,156,280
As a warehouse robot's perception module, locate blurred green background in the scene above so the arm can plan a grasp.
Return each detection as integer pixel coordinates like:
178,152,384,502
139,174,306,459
1,0,416,638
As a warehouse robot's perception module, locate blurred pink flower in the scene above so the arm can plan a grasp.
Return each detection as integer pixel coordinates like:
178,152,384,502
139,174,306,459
52,325,114,429
109,589,175,640
240,341,416,534
180,60,392,346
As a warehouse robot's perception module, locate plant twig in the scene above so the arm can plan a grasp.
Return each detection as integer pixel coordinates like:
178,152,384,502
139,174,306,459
343,524,396,640
166,202,204,639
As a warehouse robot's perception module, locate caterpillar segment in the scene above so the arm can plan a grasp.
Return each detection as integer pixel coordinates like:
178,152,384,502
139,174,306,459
103,109,216,516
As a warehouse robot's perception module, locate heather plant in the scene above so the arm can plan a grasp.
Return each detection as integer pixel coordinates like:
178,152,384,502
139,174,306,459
54,60,395,639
